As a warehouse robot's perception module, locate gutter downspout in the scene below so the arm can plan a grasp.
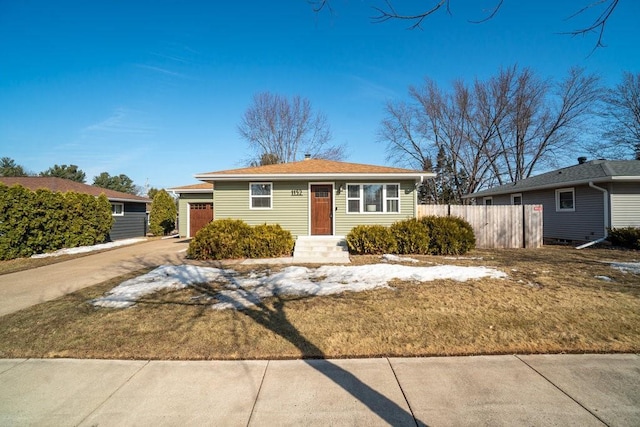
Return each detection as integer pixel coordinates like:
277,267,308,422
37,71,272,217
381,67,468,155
576,181,609,249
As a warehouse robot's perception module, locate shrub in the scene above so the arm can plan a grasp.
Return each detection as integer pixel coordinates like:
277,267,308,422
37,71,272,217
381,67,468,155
247,223,295,258
187,219,294,260
608,227,640,250
149,190,177,236
346,225,397,255
420,215,476,255
390,218,430,255
187,219,252,260
0,184,113,260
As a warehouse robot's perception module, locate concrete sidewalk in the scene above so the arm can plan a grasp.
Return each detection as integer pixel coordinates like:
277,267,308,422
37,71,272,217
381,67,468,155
0,238,189,317
1,354,638,426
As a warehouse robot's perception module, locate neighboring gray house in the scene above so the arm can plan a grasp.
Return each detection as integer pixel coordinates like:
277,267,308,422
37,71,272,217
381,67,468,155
464,159,640,243
0,176,150,240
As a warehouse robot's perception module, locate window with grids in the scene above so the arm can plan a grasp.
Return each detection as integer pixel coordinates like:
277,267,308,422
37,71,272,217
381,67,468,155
346,184,400,213
250,182,272,209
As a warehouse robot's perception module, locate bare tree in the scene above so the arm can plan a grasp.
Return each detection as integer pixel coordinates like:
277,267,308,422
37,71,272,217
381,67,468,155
379,66,601,201
310,0,621,51
600,72,640,160
238,92,344,164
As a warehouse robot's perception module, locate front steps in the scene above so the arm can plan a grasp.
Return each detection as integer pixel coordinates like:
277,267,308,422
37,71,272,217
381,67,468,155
293,236,350,264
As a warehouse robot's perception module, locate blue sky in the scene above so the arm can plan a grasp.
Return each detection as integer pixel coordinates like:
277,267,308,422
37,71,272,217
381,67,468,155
1,1,638,191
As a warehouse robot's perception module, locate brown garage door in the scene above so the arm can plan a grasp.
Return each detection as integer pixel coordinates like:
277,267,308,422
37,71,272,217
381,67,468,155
190,203,213,237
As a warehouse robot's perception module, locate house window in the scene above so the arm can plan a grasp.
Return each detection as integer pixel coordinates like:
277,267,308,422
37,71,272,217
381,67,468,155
111,202,124,216
347,183,400,213
511,194,522,205
483,197,493,206
555,188,575,212
250,182,272,209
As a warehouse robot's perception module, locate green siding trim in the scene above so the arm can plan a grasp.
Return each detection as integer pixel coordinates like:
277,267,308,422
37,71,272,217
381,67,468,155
214,179,418,237
177,193,214,237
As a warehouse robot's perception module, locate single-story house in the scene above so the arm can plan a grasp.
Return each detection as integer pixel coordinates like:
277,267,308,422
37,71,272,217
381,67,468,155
167,182,214,238
192,157,433,238
464,158,640,243
0,176,151,240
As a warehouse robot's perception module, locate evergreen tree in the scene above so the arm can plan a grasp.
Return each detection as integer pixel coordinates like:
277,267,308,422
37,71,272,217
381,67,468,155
93,172,138,194
40,164,86,182
0,157,28,176
149,189,177,236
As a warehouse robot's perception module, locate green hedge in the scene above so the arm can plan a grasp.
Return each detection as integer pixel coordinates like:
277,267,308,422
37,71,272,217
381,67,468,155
608,227,640,250
0,184,114,260
346,225,397,255
420,215,476,255
187,219,294,260
390,218,431,255
347,216,476,256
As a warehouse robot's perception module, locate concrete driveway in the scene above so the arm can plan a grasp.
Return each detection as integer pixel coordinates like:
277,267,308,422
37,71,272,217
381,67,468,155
0,238,189,317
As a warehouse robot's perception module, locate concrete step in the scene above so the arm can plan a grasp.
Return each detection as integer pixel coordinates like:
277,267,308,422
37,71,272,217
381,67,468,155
293,236,350,263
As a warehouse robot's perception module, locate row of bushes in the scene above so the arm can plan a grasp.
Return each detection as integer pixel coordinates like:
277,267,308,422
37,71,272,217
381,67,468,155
0,184,114,260
187,219,294,260
608,227,640,250
346,216,476,256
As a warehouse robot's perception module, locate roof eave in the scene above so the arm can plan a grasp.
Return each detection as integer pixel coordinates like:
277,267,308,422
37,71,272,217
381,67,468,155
168,189,214,194
194,172,435,182
463,176,623,198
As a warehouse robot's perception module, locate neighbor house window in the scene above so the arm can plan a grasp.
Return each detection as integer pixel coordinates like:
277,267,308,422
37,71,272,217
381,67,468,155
346,183,400,213
111,202,124,216
483,197,493,206
555,188,575,212
250,182,272,209
511,193,522,205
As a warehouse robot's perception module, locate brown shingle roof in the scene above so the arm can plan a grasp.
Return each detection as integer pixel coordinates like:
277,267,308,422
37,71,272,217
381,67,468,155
0,177,150,202
196,159,429,180
168,182,214,192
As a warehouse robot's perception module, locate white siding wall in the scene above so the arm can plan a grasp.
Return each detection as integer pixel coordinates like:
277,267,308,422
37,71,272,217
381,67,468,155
611,182,640,228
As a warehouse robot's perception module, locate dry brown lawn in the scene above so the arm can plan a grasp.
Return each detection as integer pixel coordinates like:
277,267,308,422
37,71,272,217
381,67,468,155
0,246,638,360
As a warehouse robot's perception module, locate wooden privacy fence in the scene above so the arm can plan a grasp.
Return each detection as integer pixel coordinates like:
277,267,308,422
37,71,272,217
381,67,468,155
417,205,544,249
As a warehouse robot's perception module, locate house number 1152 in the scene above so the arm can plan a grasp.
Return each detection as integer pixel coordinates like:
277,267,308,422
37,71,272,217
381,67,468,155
291,189,303,196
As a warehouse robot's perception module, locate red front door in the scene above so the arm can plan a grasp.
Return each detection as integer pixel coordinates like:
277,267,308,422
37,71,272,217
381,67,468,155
310,184,333,235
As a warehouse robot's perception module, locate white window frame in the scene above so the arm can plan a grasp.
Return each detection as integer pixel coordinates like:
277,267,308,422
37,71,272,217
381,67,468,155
511,193,523,205
346,183,400,214
249,182,272,210
555,187,575,212
483,197,493,206
111,202,124,216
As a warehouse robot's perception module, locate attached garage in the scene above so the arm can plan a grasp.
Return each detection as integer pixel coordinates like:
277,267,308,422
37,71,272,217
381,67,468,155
168,183,214,238
189,202,213,237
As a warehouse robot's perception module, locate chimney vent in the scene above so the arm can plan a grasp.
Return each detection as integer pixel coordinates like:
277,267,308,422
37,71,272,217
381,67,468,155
304,153,311,160
577,156,587,164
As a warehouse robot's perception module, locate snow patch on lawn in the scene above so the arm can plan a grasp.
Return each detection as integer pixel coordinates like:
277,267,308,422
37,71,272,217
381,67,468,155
31,238,147,258
610,262,640,275
92,263,507,310
382,254,419,263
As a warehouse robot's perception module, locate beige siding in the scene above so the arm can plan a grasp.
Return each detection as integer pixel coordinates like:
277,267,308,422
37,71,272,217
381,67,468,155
611,183,640,228
214,181,309,236
177,193,213,237
334,180,416,236
417,204,543,248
